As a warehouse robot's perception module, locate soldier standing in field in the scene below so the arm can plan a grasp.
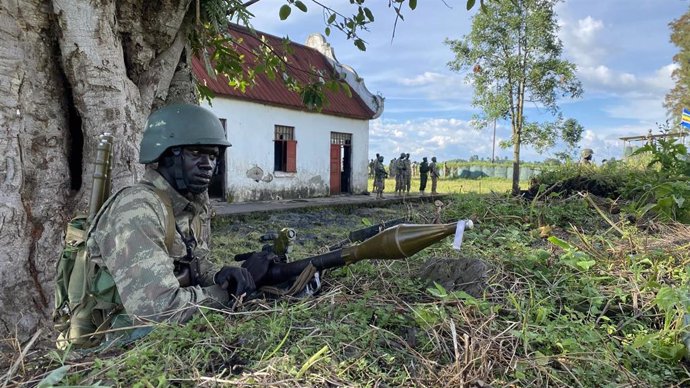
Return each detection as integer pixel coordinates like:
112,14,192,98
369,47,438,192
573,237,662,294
395,152,406,196
403,153,412,195
419,157,429,195
389,156,398,192
373,154,388,199
429,156,439,195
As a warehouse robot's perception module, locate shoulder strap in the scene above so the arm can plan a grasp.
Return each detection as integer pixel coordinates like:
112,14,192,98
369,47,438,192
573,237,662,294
141,185,175,253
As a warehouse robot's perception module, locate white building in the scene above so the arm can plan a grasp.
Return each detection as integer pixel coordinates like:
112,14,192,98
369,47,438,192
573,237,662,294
193,25,383,203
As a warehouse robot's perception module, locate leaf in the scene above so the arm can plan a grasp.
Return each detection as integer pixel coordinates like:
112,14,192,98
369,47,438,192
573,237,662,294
534,351,549,366
279,4,291,20
354,38,366,51
547,235,571,250
327,13,336,24
324,27,331,36
655,286,680,312
576,260,596,270
466,0,476,10
294,0,307,12
363,7,374,22
673,194,685,208
409,0,417,10
37,365,71,387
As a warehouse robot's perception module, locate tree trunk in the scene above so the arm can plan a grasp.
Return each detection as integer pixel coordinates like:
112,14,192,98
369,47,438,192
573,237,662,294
0,0,72,340
0,0,193,342
512,132,521,196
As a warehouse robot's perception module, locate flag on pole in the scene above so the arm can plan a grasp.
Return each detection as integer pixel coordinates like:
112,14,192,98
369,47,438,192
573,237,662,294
682,108,690,129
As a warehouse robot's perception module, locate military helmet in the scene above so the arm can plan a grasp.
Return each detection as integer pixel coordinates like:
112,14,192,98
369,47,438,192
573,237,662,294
581,148,593,157
139,104,232,164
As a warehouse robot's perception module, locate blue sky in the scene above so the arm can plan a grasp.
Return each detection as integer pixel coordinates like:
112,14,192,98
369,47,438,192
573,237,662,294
249,0,688,163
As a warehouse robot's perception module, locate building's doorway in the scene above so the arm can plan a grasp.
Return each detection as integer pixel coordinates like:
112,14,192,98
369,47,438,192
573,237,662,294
329,132,352,195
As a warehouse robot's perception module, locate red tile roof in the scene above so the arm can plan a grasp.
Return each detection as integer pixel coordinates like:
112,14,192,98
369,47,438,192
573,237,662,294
192,24,376,120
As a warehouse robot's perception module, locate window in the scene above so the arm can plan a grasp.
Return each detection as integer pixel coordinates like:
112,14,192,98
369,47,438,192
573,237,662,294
274,125,297,172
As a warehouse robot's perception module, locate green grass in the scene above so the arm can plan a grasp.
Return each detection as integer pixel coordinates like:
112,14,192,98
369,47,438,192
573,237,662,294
369,176,521,194
14,175,690,387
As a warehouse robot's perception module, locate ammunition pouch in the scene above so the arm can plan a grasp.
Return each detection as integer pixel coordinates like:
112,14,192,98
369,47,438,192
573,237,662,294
175,256,201,287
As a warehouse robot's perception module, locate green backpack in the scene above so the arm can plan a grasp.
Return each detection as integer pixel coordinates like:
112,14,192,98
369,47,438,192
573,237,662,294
52,185,174,349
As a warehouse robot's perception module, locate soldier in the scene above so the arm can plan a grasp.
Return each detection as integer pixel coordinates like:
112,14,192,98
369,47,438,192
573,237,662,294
373,155,388,199
419,157,429,194
580,149,593,165
403,153,412,195
86,104,272,333
395,152,406,195
429,156,439,195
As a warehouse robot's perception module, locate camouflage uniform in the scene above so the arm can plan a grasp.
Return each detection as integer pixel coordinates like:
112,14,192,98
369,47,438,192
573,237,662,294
373,156,388,199
395,154,407,195
87,168,229,325
389,157,397,187
403,154,412,194
429,157,439,195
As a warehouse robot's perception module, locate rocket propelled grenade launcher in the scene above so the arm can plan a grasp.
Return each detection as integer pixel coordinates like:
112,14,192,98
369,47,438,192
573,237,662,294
87,133,113,225
258,220,474,288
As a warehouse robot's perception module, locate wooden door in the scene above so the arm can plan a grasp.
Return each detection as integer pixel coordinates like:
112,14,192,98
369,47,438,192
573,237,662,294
330,144,341,195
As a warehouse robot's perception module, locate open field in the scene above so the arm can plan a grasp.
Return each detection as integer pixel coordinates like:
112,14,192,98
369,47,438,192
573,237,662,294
368,176,521,195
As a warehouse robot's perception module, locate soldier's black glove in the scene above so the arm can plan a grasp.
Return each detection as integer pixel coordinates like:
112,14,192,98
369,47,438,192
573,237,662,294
214,266,256,297
235,250,278,287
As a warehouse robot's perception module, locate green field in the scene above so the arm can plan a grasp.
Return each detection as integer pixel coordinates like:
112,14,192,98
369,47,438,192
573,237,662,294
368,176,521,194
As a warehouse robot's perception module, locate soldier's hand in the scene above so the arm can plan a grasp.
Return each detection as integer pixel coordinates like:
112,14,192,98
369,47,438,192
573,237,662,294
236,250,278,287
214,266,256,297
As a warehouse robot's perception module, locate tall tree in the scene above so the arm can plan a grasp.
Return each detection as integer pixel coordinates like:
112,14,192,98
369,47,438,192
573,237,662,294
0,0,421,341
665,7,690,123
446,0,582,194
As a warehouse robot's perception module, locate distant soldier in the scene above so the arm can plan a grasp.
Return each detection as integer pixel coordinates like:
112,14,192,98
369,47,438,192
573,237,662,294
412,161,418,177
419,157,429,194
429,156,439,195
389,157,398,188
403,153,412,195
580,149,593,165
368,158,375,179
395,152,406,195
373,155,388,199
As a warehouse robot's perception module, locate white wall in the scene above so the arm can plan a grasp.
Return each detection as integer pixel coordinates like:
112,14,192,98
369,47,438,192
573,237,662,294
203,98,370,202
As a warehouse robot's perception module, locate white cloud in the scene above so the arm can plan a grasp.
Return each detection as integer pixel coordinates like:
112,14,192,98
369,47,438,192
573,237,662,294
398,72,446,86
559,16,607,67
369,117,513,162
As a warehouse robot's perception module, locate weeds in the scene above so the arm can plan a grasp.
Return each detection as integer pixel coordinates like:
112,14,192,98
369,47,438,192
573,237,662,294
9,176,690,387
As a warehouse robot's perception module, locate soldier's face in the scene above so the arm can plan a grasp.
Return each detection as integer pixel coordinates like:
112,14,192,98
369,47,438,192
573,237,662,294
182,146,219,194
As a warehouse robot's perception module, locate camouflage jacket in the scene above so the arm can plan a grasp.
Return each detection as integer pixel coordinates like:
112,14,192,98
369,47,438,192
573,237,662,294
87,168,229,325
429,162,439,177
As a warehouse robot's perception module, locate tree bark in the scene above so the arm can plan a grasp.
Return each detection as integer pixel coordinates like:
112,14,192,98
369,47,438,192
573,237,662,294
0,0,193,342
0,0,72,340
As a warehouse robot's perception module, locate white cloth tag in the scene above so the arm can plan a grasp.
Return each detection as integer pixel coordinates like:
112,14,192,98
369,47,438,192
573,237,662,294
453,220,466,250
